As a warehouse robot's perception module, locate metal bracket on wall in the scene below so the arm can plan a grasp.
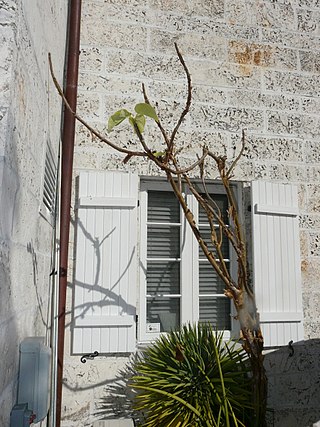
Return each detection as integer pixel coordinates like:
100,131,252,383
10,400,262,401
80,351,99,363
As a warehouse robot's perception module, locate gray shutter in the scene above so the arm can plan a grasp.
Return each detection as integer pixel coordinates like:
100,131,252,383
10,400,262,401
73,171,138,354
251,181,303,347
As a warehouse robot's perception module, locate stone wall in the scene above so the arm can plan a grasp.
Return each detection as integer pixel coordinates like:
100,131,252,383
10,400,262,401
62,0,320,426
0,1,67,425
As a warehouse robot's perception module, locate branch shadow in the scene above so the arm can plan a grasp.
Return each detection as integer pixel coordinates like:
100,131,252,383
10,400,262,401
94,356,142,426
63,374,119,393
69,195,136,353
68,216,136,324
27,240,50,330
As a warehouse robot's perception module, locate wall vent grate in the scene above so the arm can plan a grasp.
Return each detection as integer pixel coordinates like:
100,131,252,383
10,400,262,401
42,141,58,216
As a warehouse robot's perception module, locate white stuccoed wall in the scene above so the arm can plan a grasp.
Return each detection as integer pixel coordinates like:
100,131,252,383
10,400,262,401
61,0,320,426
0,1,67,425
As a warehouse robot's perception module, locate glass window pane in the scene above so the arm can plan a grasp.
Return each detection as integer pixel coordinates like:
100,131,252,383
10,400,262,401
199,262,227,294
147,225,180,258
199,194,228,224
199,297,231,330
147,297,180,332
148,191,180,223
147,261,180,295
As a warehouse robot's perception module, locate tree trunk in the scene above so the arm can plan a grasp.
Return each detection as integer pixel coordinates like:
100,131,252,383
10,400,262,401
237,293,267,427
250,349,268,427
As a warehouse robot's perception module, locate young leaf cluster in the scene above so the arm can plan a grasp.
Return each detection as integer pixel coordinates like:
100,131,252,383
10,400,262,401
108,103,159,134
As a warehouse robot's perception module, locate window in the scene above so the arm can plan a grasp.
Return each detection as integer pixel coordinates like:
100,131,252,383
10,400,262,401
73,171,304,354
138,180,235,343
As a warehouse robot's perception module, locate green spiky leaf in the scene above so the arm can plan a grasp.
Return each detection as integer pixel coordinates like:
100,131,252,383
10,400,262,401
108,109,131,132
134,103,159,122
127,323,254,427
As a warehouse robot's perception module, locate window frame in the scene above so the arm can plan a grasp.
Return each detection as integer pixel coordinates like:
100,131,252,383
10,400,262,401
138,178,240,344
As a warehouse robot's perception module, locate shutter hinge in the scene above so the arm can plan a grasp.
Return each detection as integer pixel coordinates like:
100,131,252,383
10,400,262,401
137,199,140,207
135,315,139,339
288,340,294,357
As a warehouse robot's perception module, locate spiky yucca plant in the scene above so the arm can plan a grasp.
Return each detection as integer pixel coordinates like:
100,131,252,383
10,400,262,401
129,323,253,427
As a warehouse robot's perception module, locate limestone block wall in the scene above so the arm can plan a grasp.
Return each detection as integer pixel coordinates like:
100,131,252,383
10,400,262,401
0,1,67,425
62,0,320,426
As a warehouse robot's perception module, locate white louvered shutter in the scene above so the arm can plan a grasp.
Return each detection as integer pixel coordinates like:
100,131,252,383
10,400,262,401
251,181,303,347
73,171,138,354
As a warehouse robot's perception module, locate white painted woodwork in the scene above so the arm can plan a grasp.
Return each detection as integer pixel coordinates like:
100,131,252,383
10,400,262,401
138,181,234,342
79,196,136,208
251,181,303,347
254,204,299,217
92,420,134,427
73,171,138,354
76,315,134,326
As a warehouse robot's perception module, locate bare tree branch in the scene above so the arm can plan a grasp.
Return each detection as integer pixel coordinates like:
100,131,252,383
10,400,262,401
227,129,246,178
169,44,192,149
49,45,267,425
142,83,170,150
48,53,146,159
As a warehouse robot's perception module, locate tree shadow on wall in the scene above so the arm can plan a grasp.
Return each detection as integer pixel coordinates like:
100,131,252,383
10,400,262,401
264,339,320,427
93,339,320,426
68,206,136,354
94,356,142,425
27,241,51,331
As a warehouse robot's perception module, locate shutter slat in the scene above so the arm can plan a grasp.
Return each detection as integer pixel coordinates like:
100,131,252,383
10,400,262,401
254,204,299,216
76,315,134,326
251,181,303,347
260,312,302,322
79,196,136,208
73,171,138,354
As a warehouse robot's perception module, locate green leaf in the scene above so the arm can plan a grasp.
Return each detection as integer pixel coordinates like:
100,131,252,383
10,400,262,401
135,103,159,122
129,114,146,134
152,151,165,158
135,114,146,133
108,109,131,132
128,116,136,131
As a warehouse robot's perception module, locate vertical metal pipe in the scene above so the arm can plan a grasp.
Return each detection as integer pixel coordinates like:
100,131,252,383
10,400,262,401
49,144,61,427
56,1,82,426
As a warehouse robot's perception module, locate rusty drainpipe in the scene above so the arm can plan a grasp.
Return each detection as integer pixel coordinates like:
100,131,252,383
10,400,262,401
56,0,82,426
